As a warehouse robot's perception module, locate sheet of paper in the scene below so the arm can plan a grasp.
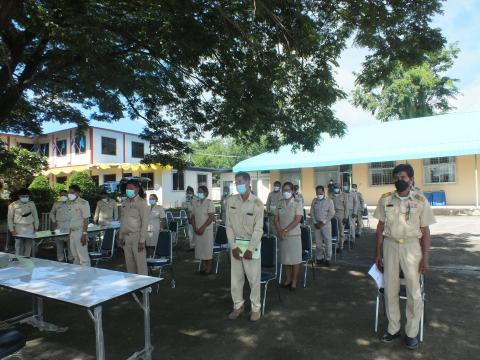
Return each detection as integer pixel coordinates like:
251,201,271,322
368,263,384,289
235,240,261,259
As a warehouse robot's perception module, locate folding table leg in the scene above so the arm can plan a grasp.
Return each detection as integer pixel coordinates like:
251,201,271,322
141,287,153,360
88,306,105,360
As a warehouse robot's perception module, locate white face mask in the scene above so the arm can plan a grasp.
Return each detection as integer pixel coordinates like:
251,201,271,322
274,186,281,192
198,193,205,200
19,196,29,203
68,193,77,201
102,198,108,203
317,195,325,200
60,196,68,202
283,191,292,200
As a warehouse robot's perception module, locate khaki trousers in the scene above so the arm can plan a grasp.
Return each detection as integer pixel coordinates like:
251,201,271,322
70,228,91,266
383,238,423,338
14,224,34,257
356,210,363,235
334,214,345,249
346,209,356,240
55,222,72,262
314,223,332,261
231,256,261,312
123,232,148,275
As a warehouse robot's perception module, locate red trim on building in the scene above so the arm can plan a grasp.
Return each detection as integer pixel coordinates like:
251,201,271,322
90,128,94,164
7,135,10,148
69,129,73,164
123,133,126,162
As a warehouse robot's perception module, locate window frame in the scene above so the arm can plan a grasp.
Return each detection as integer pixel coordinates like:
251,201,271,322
55,139,67,157
423,157,456,184
131,141,145,158
197,173,208,187
103,174,116,183
172,171,185,191
73,134,86,154
101,136,117,156
140,172,154,190
368,161,396,186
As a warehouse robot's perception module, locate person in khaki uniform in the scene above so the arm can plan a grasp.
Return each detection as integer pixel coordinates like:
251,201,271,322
220,186,230,224
8,189,39,256
119,179,149,275
226,172,264,322
67,185,91,266
94,190,119,225
373,164,436,350
146,194,166,256
274,182,303,290
266,181,282,235
352,184,365,237
331,185,348,251
344,184,358,242
182,186,196,251
191,186,215,274
310,185,335,266
49,190,73,262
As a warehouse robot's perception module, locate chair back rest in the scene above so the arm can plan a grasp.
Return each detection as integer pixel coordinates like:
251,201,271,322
214,225,228,245
301,225,312,254
101,228,116,253
260,235,277,270
331,217,339,238
166,211,174,224
180,209,188,220
362,206,368,217
155,230,172,259
168,220,178,233
263,216,269,235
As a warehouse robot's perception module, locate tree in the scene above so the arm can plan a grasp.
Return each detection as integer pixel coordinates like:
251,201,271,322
351,45,460,121
28,175,55,214
1,1,446,162
0,145,48,192
66,171,99,212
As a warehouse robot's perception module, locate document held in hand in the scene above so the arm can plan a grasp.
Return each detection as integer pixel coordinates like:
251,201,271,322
235,237,261,259
368,263,384,289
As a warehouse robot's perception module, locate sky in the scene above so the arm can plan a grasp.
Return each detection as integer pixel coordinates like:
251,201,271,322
334,0,480,127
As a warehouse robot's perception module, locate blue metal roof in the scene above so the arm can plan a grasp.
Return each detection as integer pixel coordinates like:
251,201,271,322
41,119,146,135
233,112,480,172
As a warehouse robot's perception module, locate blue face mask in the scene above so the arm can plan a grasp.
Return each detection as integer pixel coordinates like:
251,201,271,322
198,193,205,200
149,199,156,206
126,189,136,198
236,184,247,195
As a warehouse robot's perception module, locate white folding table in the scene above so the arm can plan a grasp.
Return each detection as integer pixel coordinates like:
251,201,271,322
0,252,160,359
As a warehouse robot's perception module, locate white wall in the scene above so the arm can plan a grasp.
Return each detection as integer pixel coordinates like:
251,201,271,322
161,170,213,208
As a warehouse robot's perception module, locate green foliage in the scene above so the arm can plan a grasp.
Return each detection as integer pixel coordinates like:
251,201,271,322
1,1,445,163
52,183,67,198
66,171,99,213
0,198,9,220
28,176,55,214
0,145,48,192
351,45,460,121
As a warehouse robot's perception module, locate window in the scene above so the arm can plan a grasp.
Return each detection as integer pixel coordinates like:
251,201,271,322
39,143,49,156
141,172,154,190
123,173,132,178
369,161,396,186
73,134,86,154
131,141,144,158
91,175,99,187
17,143,34,151
56,139,67,156
103,174,116,183
56,176,67,184
172,171,185,191
101,137,116,155
424,157,456,184
197,174,207,187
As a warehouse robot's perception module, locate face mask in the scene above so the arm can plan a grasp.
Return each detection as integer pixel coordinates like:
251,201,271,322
149,199,156,206
60,196,68,202
102,198,108,203
126,189,136,198
68,194,77,201
274,186,280,192
351,189,356,192
198,193,205,200
283,191,292,200
334,188,340,194
186,194,193,200
394,180,410,193
223,192,229,196
317,195,325,200
343,186,349,192
236,184,247,195
19,196,29,203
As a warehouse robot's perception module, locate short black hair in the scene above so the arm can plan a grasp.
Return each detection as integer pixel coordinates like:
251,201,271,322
198,185,209,196
393,163,414,178
282,181,294,191
316,185,325,192
69,184,81,193
186,186,194,194
18,188,30,196
273,180,281,186
352,184,358,188
235,172,250,182
149,193,158,200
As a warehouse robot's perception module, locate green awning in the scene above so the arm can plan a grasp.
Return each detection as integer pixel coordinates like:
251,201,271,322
233,112,480,172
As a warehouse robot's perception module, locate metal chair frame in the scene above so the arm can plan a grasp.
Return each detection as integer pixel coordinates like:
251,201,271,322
88,229,117,266
147,230,175,291
260,235,281,316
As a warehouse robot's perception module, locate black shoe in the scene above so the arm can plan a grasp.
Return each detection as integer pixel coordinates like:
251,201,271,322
187,248,195,252
381,331,401,343
325,260,331,267
336,248,342,254
405,336,419,350
316,259,325,265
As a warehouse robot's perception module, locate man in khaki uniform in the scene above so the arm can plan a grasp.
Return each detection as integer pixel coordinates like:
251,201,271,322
293,185,305,208
331,185,347,251
94,190,118,225
344,184,358,242
67,185,91,266
8,189,39,256
226,172,264,322
373,164,436,350
310,185,335,266
49,190,73,262
352,184,365,237
220,186,230,223
266,181,282,235
119,179,149,275
182,186,196,251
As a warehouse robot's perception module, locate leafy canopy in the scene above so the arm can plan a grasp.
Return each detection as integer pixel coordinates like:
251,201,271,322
1,1,445,163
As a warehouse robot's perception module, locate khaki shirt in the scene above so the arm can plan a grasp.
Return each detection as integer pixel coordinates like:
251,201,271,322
94,198,119,224
275,198,303,236
192,198,215,227
148,205,166,231
266,191,283,214
345,191,358,213
69,197,91,230
120,196,149,243
373,191,436,240
7,201,39,232
310,197,335,224
182,198,197,218
50,201,71,226
295,192,305,208
221,195,230,222
331,193,347,219
226,193,264,252
355,191,365,212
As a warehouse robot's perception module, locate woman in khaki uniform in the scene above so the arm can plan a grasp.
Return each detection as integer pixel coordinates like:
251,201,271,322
274,182,303,291
191,186,215,274
146,194,166,256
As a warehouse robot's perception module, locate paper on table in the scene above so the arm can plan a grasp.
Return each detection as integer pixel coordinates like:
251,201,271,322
368,263,384,289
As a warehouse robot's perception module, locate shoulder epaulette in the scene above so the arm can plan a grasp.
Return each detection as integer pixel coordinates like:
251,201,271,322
254,198,263,207
414,194,426,202
381,192,393,199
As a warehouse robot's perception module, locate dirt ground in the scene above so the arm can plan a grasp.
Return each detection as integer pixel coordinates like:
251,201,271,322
2,216,479,360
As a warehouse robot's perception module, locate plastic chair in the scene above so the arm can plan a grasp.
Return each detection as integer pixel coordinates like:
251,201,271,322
165,211,174,226
331,217,340,261
88,228,116,266
168,220,178,248
147,230,175,290
374,273,426,342
178,209,188,238
260,235,281,316
362,205,370,228
212,225,229,274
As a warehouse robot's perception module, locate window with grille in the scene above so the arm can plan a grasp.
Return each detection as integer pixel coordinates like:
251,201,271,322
140,172,154,190
132,142,144,158
173,171,185,191
101,137,116,155
56,139,67,156
369,161,396,186
197,174,208,187
424,157,456,184
73,135,86,154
